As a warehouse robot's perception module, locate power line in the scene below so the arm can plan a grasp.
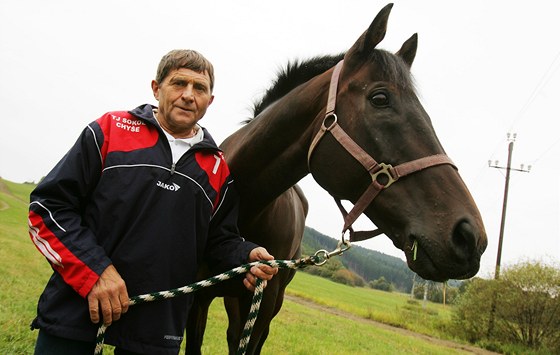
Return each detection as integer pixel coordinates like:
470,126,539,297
529,135,560,166
477,51,559,201
508,49,560,134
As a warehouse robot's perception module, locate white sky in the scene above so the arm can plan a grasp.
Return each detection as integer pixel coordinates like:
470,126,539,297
1,0,559,278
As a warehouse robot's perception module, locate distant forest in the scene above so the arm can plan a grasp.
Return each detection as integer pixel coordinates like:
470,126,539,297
301,227,419,292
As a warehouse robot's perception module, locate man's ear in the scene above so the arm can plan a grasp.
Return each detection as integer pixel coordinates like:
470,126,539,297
151,80,160,100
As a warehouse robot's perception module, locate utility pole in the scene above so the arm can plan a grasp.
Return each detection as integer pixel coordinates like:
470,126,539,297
487,133,531,338
488,133,531,279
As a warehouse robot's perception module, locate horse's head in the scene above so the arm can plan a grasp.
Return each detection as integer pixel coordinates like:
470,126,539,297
309,4,487,281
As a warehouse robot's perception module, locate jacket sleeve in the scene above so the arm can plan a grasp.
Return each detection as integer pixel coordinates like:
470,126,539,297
28,123,112,298
204,178,259,274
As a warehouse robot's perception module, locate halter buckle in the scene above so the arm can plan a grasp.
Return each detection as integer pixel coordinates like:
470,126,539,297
371,163,397,188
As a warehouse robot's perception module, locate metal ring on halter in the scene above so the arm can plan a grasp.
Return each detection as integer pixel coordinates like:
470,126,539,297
313,249,330,266
370,162,398,188
322,113,338,131
312,239,352,266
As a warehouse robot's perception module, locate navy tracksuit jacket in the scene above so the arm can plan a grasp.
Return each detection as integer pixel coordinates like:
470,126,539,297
29,104,257,354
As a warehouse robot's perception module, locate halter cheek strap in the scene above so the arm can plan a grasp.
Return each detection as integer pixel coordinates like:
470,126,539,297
308,60,456,242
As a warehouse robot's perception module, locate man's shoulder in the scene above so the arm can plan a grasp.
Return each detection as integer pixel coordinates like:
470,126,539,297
97,111,134,122
91,106,160,154
96,104,155,122
92,105,157,129
129,104,157,121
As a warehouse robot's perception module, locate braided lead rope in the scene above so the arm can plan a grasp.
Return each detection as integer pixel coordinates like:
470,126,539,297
236,278,264,355
94,255,324,355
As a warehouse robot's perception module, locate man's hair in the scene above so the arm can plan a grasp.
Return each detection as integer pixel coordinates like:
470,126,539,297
155,49,215,91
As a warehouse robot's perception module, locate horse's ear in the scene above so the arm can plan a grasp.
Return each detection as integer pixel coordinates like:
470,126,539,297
346,3,393,61
397,33,418,67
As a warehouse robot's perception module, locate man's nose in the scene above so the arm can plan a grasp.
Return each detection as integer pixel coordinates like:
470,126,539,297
182,85,194,100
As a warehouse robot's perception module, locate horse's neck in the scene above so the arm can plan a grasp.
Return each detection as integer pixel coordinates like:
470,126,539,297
222,76,328,206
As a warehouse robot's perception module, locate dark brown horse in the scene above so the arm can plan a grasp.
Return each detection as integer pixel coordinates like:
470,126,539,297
186,4,487,354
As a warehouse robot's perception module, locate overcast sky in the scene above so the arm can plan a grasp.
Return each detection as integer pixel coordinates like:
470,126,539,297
1,0,558,278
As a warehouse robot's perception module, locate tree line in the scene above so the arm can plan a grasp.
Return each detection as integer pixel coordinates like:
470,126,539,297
301,227,417,291
302,226,560,353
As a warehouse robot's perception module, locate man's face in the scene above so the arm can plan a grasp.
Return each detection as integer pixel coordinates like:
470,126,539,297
151,68,214,138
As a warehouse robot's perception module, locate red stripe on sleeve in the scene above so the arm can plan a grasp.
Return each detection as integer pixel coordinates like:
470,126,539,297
28,211,99,297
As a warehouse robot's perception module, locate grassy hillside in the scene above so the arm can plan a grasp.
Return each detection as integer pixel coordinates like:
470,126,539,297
0,179,52,354
302,226,417,291
0,179,479,354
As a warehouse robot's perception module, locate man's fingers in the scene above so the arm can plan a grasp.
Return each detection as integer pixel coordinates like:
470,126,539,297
250,265,277,280
255,250,272,261
88,296,100,324
243,277,255,292
111,295,123,322
87,264,129,325
248,247,274,263
243,272,269,292
100,298,113,325
87,295,113,325
88,293,129,325
120,293,130,314
245,271,255,284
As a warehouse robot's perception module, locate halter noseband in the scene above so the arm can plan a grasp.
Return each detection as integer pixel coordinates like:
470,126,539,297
307,60,456,243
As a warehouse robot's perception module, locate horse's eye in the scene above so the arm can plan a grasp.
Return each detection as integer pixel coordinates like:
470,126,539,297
370,92,389,107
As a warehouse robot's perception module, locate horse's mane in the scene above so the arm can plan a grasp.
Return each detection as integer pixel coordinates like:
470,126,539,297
250,53,345,119
250,49,414,120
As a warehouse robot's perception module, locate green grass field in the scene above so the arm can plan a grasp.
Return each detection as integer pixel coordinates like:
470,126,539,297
285,271,454,337
0,179,480,354
0,180,50,354
198,295,466,355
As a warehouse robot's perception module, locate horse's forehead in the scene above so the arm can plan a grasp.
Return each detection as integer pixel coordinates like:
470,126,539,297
346,64,389,84
343,69,414,97
343,52,413,90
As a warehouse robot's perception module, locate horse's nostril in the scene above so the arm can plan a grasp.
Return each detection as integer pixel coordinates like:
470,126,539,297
452,221,478,260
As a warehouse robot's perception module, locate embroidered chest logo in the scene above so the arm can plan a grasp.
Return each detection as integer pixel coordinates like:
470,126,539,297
156,181,181,191
110,114,145,133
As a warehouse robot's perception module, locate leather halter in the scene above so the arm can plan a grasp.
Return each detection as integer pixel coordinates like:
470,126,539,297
307,60,456,242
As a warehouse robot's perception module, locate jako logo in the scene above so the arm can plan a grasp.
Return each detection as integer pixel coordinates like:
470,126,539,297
156,181,181,191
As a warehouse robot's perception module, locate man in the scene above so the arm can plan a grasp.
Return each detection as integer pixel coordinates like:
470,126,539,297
29,49,277,354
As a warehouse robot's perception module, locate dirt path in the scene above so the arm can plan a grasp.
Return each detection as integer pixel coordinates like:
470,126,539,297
284,294,498,354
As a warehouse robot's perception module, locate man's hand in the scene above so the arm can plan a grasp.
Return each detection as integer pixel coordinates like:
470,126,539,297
87,264,129,325
244,247,278,292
